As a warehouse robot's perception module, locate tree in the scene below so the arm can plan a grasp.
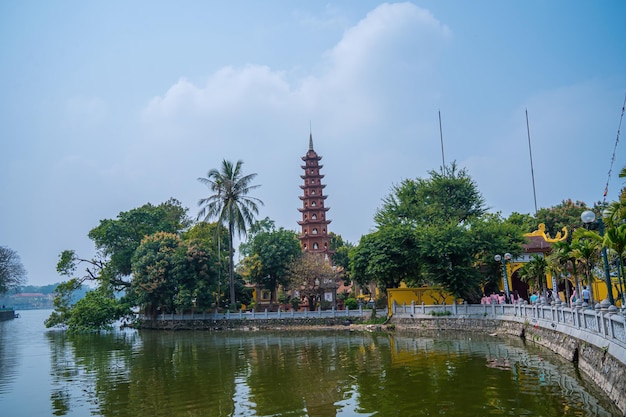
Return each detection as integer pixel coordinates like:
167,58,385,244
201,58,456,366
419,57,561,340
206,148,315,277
358,163,524,301
182,221,229,308
603,224,626,303
286,252,339,311
350,225,421,290
239,218,301,311
571,228,602,303
534,199,593,241
0,246,27,294
329,232,354,284
87,198,190,288
49,199,192,329
374,162,486,228
131,232,215,315
518,255,547,294
197,159,263,308
546,240,577,301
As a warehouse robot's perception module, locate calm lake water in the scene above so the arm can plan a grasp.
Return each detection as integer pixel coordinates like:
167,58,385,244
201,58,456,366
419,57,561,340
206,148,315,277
0,309,621,417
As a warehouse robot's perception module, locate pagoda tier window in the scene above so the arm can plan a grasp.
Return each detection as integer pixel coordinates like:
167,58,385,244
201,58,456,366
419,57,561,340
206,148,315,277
311,190,315,195
310,179,315,184
311,214,317,219
312,228,318,234
313,243,319,250
311,201,316,207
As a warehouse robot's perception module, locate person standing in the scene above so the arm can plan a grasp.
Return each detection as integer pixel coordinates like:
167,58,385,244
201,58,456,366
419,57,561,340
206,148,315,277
582,286,591,305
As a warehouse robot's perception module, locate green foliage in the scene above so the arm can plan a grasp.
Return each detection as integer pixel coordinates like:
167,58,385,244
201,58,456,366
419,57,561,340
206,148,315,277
0,246,27,294
534,199,593,241
518,255,548,293
353,163,525,302
239,218,301,309
374,163,486,228
45,280,129,332
344,297,358,310
350,225,422,289
64,288,129,332
429,310,452,316
45,279,82,328
131,232,216,314
88,198,190,285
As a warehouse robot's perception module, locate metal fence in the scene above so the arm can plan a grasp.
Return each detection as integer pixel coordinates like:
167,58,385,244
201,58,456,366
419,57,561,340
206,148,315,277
392,299,626,349
139,306,384,321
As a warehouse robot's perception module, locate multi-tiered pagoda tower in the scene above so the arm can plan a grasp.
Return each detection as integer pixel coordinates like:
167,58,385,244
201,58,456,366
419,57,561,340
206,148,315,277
298,133,333,259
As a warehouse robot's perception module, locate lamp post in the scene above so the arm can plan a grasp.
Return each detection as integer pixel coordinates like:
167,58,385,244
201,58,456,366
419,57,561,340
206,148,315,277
581,210,614,305
494,253,512,302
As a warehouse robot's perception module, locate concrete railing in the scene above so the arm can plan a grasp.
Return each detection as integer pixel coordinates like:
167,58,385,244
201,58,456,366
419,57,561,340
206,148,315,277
392,299,626,351
139,306,385,321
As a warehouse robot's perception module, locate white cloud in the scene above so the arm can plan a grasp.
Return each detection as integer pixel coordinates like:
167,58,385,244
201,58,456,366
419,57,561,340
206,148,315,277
132,2,454,245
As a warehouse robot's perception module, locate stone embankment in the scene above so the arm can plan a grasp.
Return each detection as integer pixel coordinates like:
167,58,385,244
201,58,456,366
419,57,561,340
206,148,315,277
139,316,366,331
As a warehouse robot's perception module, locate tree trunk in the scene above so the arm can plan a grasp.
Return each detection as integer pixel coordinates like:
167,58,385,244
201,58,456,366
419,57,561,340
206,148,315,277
229,222,236,309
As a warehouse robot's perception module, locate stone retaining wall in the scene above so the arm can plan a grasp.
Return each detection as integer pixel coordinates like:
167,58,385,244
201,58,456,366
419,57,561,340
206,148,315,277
139,316,363,331
0,310,15,321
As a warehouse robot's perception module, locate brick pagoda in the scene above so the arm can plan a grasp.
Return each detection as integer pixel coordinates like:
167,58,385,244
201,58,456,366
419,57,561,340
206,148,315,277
298,133,333,259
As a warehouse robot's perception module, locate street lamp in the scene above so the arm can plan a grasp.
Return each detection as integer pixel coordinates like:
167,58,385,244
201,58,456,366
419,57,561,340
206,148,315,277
494,253,512,302
581,210,614,305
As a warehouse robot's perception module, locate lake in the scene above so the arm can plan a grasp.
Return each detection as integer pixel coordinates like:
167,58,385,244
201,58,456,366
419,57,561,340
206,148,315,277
0,309,621,416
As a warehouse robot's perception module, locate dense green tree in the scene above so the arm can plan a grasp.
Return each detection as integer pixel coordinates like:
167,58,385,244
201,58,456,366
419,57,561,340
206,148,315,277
534,199,594,241
374,162,486,228
329,232,353,283
350,225,421,289
131,231,215,314
239,218,301,310
0,246,27,294
87,198,190,288
197,159,263,308
505,212,536,233
182,221,229,307
50,199,193,329
355,163,524,301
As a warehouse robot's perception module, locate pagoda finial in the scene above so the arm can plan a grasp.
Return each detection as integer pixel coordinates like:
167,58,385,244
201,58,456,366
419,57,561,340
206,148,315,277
309,121,314,151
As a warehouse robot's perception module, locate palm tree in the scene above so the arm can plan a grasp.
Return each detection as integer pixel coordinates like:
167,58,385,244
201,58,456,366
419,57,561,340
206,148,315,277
547,240,577,302
604,224,626,305
197,160,263,308
571,229,602,303
519,255,547,296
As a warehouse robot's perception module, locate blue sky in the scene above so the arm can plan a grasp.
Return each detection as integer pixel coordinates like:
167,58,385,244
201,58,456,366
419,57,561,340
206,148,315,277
1,1,625,286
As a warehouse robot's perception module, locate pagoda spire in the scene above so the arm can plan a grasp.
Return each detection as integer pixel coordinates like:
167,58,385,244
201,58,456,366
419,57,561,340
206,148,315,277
309,122,314,151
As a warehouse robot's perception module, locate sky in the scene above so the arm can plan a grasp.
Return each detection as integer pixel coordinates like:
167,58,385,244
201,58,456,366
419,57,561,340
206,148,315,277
1,1,625,286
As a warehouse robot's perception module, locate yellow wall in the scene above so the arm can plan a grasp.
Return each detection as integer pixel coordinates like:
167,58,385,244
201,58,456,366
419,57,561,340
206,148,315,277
387,287,458,312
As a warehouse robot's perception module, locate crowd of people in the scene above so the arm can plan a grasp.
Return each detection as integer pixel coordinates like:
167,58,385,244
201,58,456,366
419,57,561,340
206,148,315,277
480,287,592,307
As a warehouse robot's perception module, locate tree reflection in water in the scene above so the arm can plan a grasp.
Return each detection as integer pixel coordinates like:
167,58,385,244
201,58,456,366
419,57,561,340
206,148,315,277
44,329,620,417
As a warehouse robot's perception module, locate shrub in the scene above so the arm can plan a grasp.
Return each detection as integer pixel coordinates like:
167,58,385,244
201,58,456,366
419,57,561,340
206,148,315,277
344,297,358,310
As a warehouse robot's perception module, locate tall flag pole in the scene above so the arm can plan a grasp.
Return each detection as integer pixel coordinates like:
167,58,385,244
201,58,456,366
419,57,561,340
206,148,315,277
526,109,538,215
439,110,446,171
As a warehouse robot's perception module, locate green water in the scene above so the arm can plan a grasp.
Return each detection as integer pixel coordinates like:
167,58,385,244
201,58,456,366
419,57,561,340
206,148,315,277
0,310,621,416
